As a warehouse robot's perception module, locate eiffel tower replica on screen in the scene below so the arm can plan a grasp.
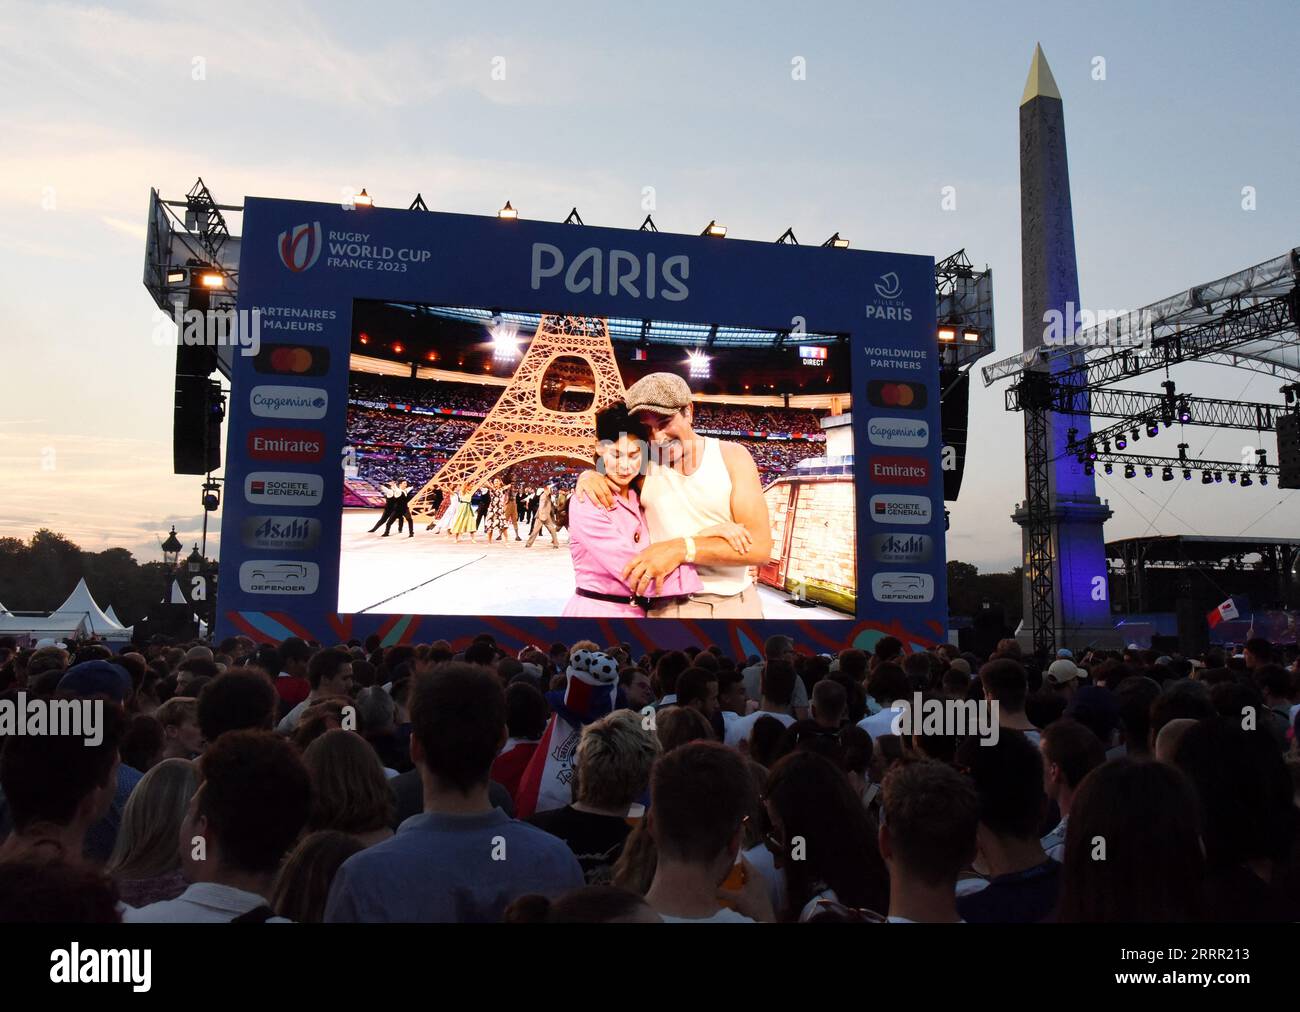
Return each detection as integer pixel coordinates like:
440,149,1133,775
408,314,627,520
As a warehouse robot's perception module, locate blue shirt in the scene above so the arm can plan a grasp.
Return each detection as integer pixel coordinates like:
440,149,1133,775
324,808,584,923
956,859,1061,924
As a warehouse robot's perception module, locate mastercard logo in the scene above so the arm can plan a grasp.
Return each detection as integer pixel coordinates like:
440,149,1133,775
253,342,330,377
867,380,928,411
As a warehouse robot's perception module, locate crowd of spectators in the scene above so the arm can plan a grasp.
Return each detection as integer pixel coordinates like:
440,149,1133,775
1,628,1297,924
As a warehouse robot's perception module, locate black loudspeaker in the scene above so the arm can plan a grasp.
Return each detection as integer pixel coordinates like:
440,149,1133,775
1175,597,1209,655
941,369,970,502
1278,414,1300,490
174,375,225,475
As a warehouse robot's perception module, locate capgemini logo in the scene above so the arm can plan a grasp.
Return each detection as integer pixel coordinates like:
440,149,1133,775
278,222,323,273
874,272,902,300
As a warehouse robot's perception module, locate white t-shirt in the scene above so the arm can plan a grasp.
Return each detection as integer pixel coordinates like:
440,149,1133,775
123,882,289,923
660,907,756,923
858,705,907,738
725,709,796,747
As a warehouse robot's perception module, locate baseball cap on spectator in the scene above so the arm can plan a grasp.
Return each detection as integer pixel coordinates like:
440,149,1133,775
57,660,132,703
948,658,972,678
624,373,693,416
1056,649,1073,660
35,638,67,650
1046,659,1082,686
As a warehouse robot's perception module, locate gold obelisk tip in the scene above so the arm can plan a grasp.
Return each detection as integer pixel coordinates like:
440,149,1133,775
1020,43,1062,106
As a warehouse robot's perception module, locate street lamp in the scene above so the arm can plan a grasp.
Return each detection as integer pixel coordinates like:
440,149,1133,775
161,526,182,568
187,545,203,575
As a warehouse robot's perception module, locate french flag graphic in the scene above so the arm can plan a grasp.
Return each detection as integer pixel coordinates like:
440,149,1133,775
1206,597,1239,628
514,650,620,819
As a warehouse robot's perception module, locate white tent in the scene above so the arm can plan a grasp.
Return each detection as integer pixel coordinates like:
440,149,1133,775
0,611,90,645
167,580,188,606
50,578,127,639
105,605,122,625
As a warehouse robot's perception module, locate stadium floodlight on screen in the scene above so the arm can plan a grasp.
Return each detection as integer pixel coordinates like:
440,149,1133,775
217,198,946,654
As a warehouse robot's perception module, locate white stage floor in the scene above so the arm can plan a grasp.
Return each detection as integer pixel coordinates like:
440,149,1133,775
337,510,844,619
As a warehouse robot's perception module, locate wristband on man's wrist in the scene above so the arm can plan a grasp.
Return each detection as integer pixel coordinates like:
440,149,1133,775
683,536,697,564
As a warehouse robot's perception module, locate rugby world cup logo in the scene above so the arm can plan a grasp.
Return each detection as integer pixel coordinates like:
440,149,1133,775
278,221,323,272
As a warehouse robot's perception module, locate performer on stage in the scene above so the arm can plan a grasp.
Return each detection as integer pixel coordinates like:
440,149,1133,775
485,478,510,542
525,484,560,549
383,479,415,538
472,486,490,531
427,486,459,533
562,404,701,618
575,373,771,618
503,482,522,541
368,481,397,533
448,484,479,543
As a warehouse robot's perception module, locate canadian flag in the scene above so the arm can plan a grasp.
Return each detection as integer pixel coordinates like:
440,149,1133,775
1206,598,1239,627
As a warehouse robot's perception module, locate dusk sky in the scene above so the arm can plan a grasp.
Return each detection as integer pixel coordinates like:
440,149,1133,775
2,0,1297,576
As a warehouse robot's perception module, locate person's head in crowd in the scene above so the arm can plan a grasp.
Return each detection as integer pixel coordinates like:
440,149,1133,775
764,751,889,920
1154,717,1198,764
763,635,794,665
182,731,312,894
676,666,719,720
870,636,904,671
270,830,367,924
0,698,124,860
1114,675,1162,758
155,696,202,760
175,657,220,695
73,643,113,665
1149,680,1215,746
653,650,691,699
1206,681,1277,740
1244,637,1273,671
716,667,747,717
114,652,148,698
574,709,659,816
57,659,132,706
496,657,523,686
106,758,199,883
747,714,788,769
349,658,378,689
1258,664,1294,711
1040,719,1105,823
980,659,1030,718
119,714,165,773
302,729,395,845
276,637,312,681
908,695,959,765
464,640,497,669
1058,757,1204,922
354,684,397,738
901,652,931,693
409,663,506,803
0,857,122,923
879,759,978,922
692,651,719,674
308,648,354,698
810,679,847,729
1173,718,1293,877
291,698,351,751
197,671,277,744
1044,658,1083,698
942,659,972,698
502,680,548,743
656,704,714,753
505,885,661,923
956,731,1048,868
866,662,908,711
1024,689,1067,731
839,725,874,803
26,645,70,692
1090,659,1135,692
1064,685,1121,747
644,742,765,921
760,656,797,712
838,648,868,685
184,645,214,663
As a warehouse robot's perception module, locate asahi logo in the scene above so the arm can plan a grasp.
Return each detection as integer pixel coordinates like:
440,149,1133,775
869,532,933,564
278,221,323,273
530,243,689,301
240,516,321,551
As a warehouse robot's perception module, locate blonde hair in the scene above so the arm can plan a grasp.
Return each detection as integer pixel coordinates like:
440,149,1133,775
106,758,199,880
302,729,394,835
575,709,660,812
155,696,197,729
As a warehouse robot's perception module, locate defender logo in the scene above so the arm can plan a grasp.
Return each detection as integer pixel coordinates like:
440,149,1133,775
871,572,935,604
278,222,323,273
239,560,320,595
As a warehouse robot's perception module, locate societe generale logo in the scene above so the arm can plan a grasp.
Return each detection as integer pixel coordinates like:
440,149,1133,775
278,222,323,273
247,428,325,462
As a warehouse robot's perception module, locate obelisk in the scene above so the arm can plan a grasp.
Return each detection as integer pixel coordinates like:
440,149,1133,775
1013,44,1117,652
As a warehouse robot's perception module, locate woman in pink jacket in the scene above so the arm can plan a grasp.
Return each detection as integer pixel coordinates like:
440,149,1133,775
563,404,702,618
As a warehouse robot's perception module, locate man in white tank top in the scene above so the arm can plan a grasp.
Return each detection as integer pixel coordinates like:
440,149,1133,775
576,373,772,618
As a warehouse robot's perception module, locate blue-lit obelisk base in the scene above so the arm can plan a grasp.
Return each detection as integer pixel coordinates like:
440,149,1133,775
1013,45,1119,651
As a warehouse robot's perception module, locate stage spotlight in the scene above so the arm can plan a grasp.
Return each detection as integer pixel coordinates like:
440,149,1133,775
1104,463,1113,475
1146,422,1159,437
1183,468,1192,481
1202,472,1213,485
938,327,957,343
1161,467,1173,481
1087,439,1098,461
354,188,374,207
821,233,850,248
687,348,711,378
199,270,224,288
1144,465,1153,478
1083,461,1094,476
1131,428,1140,442
1178,397,1191,423
167,267,187,284
498,201,518,220
962,330,980,343
701,220,727,238
391,342,404,355
1241,473,1253,487
1124,464,1135,479
1116,435,1127,450
1228,472,1237,484
490,321,521,361
1260,474,1269,486
1214,471,1223,483
358,333,369,345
